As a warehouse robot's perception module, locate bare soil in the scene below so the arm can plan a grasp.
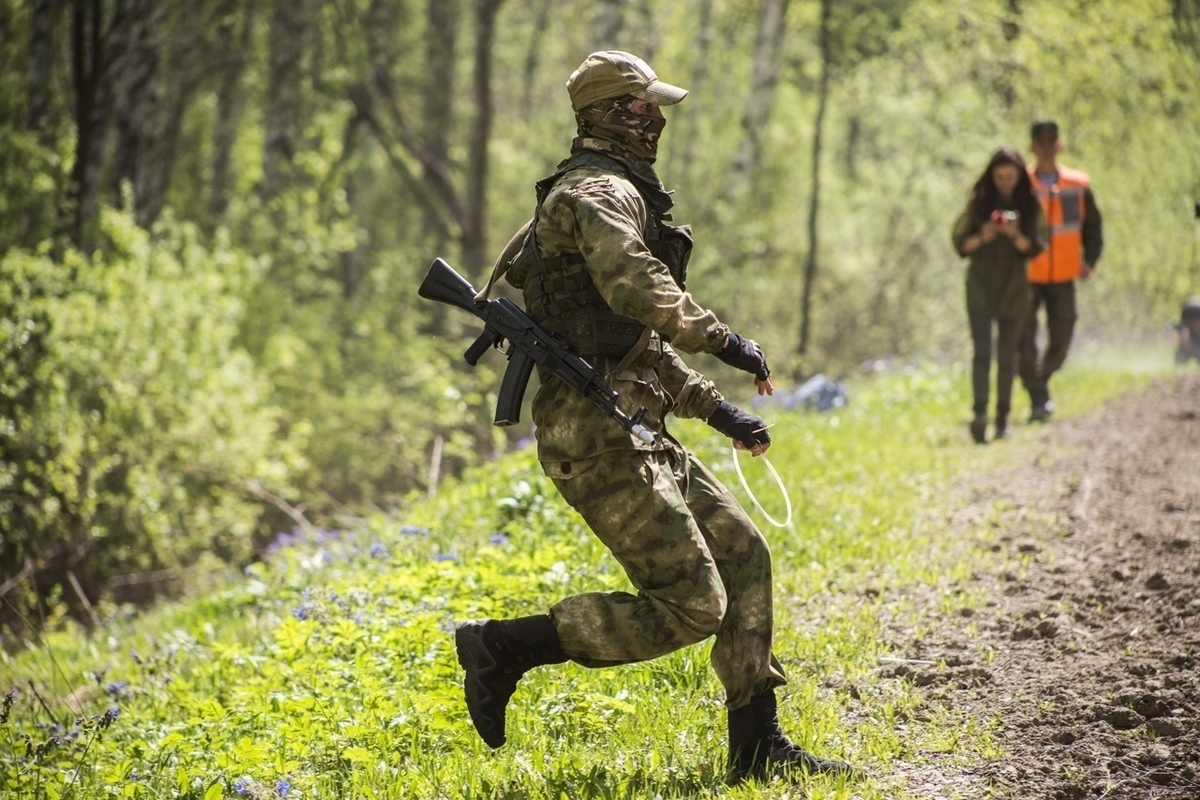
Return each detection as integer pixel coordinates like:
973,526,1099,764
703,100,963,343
891,372,1200,800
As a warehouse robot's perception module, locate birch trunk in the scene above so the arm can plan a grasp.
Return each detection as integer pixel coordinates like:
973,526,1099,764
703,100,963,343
799,0,832,356
730,0,790,185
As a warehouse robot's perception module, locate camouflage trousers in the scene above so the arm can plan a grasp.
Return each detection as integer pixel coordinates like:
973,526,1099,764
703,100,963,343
542,439,787,710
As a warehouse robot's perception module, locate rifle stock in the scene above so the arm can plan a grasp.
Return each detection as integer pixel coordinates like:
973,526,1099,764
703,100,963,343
418,258,655,443
417,258,480,313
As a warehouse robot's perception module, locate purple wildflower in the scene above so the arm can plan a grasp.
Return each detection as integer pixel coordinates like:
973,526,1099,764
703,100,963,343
369,542,388,558
433,551,457,562
400,524,429,536
489,533,509,546
99,708,119,728
291,605,310,622
275,778,292,797
233,777,251,797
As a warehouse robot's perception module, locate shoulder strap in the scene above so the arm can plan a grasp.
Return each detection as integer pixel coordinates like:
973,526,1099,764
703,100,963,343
474,218,533,302
473,154,617,302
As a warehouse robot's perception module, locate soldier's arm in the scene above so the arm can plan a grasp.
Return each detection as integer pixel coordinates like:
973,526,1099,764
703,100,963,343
657,343,724,421
563,175,730,355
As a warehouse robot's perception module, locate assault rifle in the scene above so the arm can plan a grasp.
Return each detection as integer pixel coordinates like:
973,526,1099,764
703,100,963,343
418,258,655,444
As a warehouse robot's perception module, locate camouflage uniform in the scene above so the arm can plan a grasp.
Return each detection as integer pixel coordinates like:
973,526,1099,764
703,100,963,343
455,52,851,781
506,146,787,708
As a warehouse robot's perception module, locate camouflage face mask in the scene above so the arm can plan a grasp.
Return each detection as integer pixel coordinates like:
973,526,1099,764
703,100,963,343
573,96,667,163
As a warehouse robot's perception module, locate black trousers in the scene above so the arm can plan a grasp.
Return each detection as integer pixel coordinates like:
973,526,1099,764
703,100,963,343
968,309,1022,418
1019,282,1077,407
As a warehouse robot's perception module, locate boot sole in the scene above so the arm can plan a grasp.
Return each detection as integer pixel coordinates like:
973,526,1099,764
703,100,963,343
730,747,859,783
455,621,507,749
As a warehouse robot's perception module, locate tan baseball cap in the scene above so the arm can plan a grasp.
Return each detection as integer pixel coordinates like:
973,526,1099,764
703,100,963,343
566,50,688,111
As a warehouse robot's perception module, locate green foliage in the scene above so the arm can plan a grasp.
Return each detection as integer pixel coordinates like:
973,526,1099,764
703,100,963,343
232,181,507,510
2,0,1199,611
0,358,1169,799
0,209,296,621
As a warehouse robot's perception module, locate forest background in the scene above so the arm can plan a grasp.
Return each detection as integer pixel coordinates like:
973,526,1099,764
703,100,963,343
2,0,1199,627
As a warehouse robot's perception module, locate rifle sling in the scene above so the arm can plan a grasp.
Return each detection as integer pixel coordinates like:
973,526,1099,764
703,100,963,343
609,327,653,380
474,218,533,302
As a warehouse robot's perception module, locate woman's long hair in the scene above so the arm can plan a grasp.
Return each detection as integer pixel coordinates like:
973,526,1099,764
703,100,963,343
967,146,1039,228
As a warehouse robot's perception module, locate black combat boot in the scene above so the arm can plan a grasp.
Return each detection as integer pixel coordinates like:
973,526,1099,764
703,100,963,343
993,414,1008,440
728,690,856,783
455,614,568,748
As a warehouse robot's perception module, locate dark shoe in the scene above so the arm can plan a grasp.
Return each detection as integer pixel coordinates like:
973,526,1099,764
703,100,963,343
728,690,856,783
993,417,1008,440
969,414,988,444
1029,400,1054,423
455,615,567,748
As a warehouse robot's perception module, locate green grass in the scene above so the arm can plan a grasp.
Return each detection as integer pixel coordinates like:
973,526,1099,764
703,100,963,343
0,349,1178,799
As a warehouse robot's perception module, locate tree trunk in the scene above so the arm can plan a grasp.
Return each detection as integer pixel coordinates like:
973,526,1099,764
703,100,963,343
355,0,462,247
209,0,254,226
593,0,625,48
262,0,311,201
1174,0,1200,55
109,0,162,223
110,2,210,228
70,0,117,251
521,0,554,116
23,0,62,246
462,0,504,275
730,0,790,185
340,176,368,298
424,0,460,257
26,0,60,139
669,0,714,179
799,0,832,357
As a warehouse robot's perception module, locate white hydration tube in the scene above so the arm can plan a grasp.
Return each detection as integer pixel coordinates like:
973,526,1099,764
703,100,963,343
731,445,793,528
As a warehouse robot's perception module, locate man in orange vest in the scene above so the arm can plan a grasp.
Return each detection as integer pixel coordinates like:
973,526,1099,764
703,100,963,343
1019,120,1104,422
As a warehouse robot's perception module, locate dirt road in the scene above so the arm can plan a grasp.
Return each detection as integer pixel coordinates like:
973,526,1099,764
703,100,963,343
894,372,1200,799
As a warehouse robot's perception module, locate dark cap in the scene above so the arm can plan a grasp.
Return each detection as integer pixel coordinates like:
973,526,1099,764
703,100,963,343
1183,296,1200,321
1031,120,1059,139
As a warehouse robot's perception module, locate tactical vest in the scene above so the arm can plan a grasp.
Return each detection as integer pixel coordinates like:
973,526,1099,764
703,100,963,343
1026,164,1090,284
513,151,693,360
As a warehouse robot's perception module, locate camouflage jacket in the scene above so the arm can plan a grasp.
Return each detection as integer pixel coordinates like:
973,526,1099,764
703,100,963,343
510,150,731,463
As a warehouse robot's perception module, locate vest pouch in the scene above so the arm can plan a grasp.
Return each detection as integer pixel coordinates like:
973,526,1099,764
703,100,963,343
540,453,602,482
649,224,693,289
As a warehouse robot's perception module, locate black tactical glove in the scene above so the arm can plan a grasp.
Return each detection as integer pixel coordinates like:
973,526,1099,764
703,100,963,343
706,402,771,451
716,333,771,381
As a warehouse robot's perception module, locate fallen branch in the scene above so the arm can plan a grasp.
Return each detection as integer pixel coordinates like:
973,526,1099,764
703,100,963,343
66,570,103,630
246,480,318,535
0,557,36,599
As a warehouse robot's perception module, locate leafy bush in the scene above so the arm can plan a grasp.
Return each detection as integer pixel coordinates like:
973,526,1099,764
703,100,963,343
0,209,298,626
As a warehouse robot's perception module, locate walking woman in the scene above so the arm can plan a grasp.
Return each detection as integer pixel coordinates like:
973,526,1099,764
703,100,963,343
952,147,1047,443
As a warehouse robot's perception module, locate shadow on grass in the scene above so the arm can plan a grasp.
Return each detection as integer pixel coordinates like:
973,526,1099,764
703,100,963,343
476,760,723,800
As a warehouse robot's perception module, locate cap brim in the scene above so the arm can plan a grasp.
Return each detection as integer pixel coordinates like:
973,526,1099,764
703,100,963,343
633,80,688,106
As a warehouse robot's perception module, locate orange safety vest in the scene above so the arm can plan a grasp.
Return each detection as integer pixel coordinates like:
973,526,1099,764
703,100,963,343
1026,164,1090,284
